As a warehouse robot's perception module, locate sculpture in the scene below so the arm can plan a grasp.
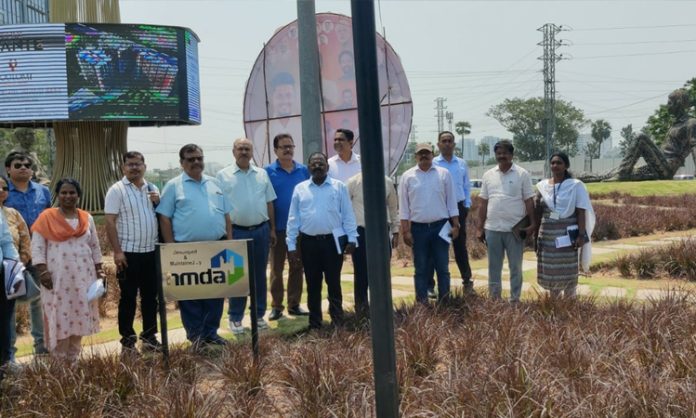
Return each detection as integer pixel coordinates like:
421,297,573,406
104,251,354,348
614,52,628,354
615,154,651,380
581,89,696,182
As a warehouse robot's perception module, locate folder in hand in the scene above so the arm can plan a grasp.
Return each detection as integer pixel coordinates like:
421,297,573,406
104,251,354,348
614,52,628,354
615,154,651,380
511,216,531,241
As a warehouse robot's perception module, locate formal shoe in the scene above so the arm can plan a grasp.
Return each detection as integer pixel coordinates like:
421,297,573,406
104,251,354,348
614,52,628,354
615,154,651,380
257,318,269,330
464,281,476,296
287,306,309,316
141,338,164,353
204,335,229,346
229,320,245,335
427,288,437,299
268,308,284,321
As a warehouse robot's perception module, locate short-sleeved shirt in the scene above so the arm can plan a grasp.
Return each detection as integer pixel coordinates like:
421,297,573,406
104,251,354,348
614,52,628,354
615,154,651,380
433,154,471,207
156,173,230,242
104,177,159,253
328,152,361,183
6,180,51,228
265,160,310,232
479,163,535,232
216,163,277,227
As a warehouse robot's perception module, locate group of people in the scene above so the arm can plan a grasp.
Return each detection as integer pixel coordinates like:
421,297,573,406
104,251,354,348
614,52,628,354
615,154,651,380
0,128,595,369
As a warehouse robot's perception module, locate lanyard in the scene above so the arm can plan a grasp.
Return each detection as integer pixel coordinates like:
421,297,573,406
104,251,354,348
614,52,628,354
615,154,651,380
553,178,564,208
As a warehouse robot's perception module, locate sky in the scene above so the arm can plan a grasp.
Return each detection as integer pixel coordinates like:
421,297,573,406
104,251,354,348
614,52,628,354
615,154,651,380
119,0,696,170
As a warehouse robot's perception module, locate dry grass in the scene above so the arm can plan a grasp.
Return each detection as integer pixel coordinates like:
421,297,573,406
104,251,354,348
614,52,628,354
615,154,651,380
4,291,696,416
596,239,696,281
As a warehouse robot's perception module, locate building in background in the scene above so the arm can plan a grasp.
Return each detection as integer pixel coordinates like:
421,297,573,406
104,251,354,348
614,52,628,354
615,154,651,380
0,0,49,24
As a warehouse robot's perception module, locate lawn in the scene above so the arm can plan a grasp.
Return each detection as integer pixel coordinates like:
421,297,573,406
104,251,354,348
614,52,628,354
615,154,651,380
586,179,696,196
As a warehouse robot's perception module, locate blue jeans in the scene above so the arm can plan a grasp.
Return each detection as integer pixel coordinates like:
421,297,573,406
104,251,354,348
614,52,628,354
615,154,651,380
228,222,269,322
485,230,524,302
179,298,224,342
411,220,451,303
9,296,45,360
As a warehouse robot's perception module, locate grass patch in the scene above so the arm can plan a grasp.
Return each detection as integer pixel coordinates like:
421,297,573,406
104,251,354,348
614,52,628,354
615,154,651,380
586,179,696,196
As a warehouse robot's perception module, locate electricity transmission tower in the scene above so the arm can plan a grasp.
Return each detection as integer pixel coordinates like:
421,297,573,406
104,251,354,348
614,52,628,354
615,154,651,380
434,97,447,134
445,111,453,132
537,23,565,177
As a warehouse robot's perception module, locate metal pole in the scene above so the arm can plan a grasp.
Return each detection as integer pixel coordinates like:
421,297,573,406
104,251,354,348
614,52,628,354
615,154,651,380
246,240,259,359
297,0,323,162
155,245,170,368
350,1,400,416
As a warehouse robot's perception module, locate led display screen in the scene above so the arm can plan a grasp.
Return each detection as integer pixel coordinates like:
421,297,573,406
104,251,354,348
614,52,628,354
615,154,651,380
0,23,200,127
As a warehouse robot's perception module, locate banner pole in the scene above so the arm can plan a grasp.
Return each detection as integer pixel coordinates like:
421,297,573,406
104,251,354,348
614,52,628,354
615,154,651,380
155,245,170,368
246,240,259,359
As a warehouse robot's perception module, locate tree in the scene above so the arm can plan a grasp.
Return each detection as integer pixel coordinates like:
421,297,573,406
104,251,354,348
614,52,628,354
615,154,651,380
453,121,471,158
477,142,490,166
487,97,587,161
589,119,612,159
619,124,636,157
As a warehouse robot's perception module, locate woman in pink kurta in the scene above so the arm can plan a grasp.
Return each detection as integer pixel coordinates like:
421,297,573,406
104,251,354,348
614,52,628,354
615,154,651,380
31,179,104,363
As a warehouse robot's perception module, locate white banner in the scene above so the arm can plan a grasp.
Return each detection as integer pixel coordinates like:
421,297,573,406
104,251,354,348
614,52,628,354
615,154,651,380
159,240,251,301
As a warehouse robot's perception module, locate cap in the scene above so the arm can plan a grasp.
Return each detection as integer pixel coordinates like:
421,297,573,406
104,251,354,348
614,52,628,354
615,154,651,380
415,143,433,154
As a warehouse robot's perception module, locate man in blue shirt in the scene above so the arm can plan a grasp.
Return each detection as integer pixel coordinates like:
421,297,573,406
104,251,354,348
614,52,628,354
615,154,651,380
157,144,233,349
4,151,49,358
287,152,358,329
264,134,310,321
0,210,19,376
433,131,474,295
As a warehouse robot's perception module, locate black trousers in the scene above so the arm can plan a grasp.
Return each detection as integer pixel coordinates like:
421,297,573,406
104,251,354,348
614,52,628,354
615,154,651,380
429,202,472,289
300,233,344,329
117,251,159,345
453,202,473,283
0,282,14,368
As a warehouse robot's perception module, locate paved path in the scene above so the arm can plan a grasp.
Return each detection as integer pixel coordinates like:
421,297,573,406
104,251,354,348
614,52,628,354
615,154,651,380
17,232,696,362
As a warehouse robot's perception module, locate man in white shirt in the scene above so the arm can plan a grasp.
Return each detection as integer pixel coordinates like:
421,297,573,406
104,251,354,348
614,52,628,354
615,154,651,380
104,151,161,354
287,152,358,329
476,140,536,302
328,128,361,183
346,172,399,316
217,138,277,335
399,143,460,303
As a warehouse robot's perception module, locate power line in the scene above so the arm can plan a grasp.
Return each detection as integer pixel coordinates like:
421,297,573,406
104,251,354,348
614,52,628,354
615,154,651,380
573,23,696,31
574,49,696,60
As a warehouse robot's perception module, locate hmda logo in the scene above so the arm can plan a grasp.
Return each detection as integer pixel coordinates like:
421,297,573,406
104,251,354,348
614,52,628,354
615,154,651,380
172,249,244,286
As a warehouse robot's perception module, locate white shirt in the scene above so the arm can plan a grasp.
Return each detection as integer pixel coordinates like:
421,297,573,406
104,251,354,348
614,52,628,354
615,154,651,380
479,163,535,232
216,163,277,227
346,173,399,234
286,176,358,251
104,177,159,253
328,152,362,183
398,165,458,223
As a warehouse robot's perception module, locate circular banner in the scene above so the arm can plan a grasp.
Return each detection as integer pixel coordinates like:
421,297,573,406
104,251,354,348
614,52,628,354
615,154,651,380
243,13,412,174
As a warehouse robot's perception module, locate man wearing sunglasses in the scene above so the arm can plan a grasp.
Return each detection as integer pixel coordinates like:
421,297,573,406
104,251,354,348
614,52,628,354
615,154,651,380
157,144,233,350
4,151,50,360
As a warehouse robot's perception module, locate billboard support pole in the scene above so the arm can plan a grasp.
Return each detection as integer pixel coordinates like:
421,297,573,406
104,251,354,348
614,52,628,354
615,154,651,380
246,240,260,359
155,245,170,368
350,1,400,416
297,0,323,162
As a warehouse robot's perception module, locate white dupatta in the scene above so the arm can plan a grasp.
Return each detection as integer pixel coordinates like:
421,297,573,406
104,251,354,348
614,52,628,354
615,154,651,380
537,178,596,274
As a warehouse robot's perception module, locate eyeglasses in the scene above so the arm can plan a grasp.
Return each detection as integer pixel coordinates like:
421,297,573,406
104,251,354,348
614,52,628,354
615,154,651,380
277,145,295,150
184,156,204,163
12,163,32,169
0,187,8,191
125,162,143,168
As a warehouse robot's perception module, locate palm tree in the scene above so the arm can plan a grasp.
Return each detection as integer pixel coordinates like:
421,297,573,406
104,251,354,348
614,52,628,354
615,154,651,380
478,142,490,166
455,121,472,158
590,119,612,159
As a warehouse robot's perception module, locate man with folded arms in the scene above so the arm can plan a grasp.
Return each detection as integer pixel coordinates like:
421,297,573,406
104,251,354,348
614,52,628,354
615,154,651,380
399,143,460,303
217,138,276,335
286,152,358,330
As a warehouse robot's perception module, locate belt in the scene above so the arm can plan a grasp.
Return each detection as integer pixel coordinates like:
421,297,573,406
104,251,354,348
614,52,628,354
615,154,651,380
300,232,333,240
233,221,267,231
411,219,448,228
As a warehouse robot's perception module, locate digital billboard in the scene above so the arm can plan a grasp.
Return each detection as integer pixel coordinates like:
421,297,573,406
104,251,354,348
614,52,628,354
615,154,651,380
0,23,200,127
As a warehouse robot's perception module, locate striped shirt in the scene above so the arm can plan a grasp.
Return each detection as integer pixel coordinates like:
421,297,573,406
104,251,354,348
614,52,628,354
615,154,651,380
104,177,159,253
